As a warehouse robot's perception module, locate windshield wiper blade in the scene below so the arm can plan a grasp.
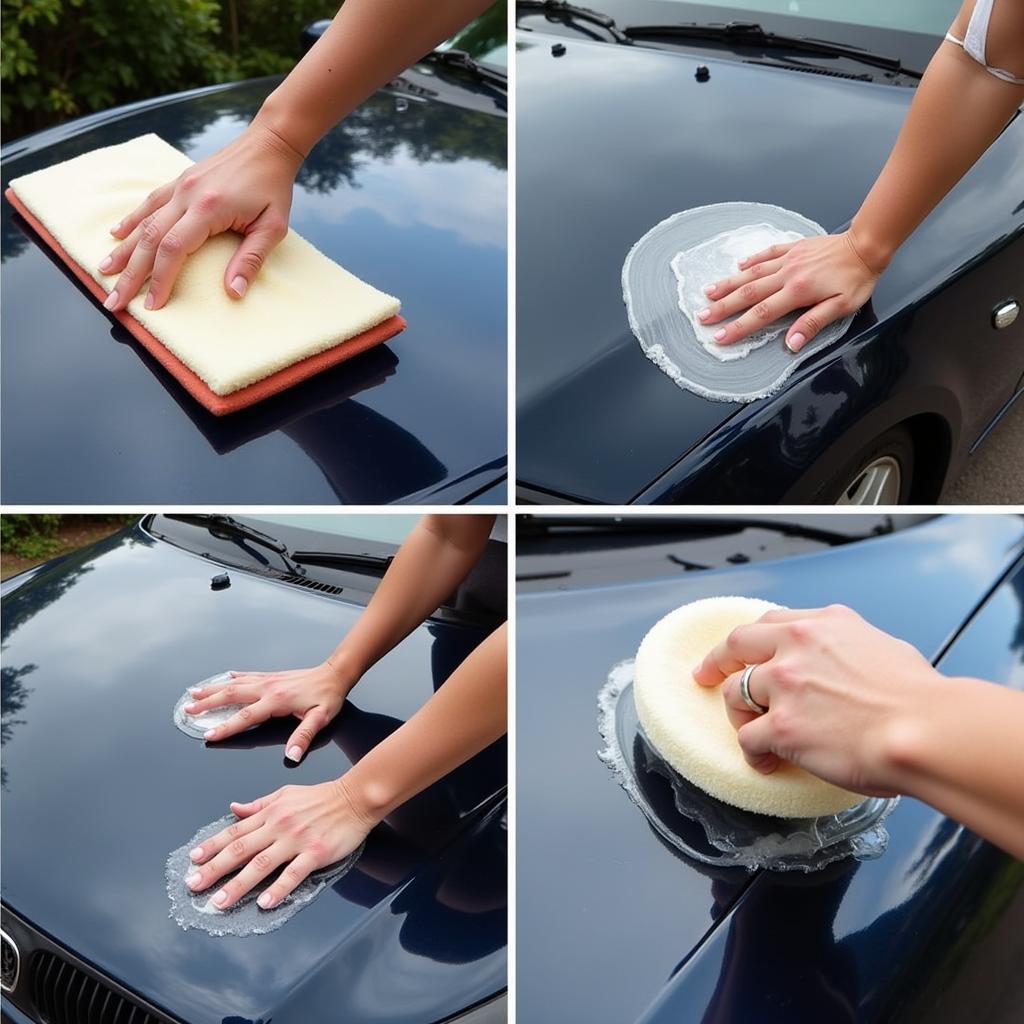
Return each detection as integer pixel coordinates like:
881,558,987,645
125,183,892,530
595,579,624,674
516,1,631,45
292,550,393,575
422,48,508,90
166,514,301,575
621,21,920,77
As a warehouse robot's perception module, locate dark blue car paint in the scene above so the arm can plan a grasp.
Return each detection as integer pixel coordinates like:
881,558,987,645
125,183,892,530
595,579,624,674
515,15,1024,503
516,515,1024,1022
0,523,506,1023
1,69,507,505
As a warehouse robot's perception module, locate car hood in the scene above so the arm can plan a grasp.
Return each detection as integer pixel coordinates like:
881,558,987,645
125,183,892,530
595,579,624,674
516,515,1024,1022
1,525,506,1024
1,72,506,504
516,34,919,502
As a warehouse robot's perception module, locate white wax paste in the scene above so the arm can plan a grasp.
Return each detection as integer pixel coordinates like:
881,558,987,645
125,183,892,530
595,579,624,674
670,223,803,361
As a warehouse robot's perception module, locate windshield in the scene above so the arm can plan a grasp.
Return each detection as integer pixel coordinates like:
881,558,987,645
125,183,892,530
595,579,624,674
629,1,959,36
441,0,508,67
240,514,419,546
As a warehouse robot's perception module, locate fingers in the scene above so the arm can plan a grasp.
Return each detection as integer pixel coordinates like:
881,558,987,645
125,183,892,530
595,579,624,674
230,793,274,818
693,622,783,686
223,208,288,299
188,812,264,872
736,714,780,774
110,182,174,239
721,670,764,732
711,289,800,347
101,205,181,311
144,208,213,310
284,704,330,764
738,241,794,271
785,295,851,353
210,841,291,910
702,256,784,304
185,682,260,716
187,823,274,900
699,272,784,326
257,852,319,910
203,698,273,742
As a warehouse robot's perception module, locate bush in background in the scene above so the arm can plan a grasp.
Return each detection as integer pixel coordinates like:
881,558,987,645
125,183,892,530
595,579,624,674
0,514,62,558
1,0,339,143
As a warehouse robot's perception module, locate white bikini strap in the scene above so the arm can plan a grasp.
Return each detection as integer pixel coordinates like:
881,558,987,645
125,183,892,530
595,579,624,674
945,0,1024,86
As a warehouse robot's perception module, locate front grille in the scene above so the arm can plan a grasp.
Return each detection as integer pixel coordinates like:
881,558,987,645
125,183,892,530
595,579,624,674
1,928,19,990
278,573,344,594
31,951,160,1024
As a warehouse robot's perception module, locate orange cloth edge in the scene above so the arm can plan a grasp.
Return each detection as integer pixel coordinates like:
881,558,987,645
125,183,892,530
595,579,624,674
5,186,406,416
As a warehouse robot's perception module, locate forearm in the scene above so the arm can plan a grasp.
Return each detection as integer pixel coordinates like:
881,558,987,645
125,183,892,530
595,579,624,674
253,0,492,158
886,675,1024,858
850,41,1024,271
340,622,507,821
326,515,494,685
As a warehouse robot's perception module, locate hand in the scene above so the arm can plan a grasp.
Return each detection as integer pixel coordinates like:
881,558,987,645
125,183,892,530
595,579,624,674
698,230,882,352
186,660,355,761
692,604,939,795
185,777,378,910
98,118,304,312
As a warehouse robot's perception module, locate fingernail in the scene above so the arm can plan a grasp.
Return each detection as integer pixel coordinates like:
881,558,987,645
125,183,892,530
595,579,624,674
186,873,202,888
713,328,727,341
144,292,155,309
103,291,119,311
738,257,748,267
99,255,112,272
787,332,805,352
692,663,703,676
230,275,247,298
257,892,275,909
185,703,197,713
697,308,710,321
286,745,302,762
703,284,715,296
190,847,204,861
212,889,227,907
204,729,218,740
189,687,203,696
110,222,121,235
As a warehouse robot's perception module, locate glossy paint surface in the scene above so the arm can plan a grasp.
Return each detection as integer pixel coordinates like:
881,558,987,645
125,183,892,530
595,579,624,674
1,525,506,1023
2,72,507,504
516,22,1024,502
516,515,1024,1022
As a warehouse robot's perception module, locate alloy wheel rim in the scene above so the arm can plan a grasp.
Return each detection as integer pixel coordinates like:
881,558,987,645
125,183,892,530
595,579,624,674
836,456,902,505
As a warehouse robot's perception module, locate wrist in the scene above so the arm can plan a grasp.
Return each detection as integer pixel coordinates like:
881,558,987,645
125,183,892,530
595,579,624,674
846,218,897,275
334,769,392,828
249,96,310,168
322,650,362,697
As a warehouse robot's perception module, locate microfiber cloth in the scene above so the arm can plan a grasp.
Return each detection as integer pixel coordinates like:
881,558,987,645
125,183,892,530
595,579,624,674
622,202,856,403
5,134,406,416
634,596,862,818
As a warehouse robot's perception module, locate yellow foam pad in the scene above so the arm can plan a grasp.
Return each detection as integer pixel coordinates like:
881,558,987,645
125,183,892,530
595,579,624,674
634,596,862,818
8,133,401,396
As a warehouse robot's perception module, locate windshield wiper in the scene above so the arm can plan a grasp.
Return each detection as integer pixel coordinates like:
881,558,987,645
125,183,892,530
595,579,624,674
422,48,508,90
166,514,301,575
621,21,921,78
516,1,632,45
292,550,393,576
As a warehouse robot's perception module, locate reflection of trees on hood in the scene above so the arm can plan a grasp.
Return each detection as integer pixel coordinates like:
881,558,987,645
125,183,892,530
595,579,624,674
1,663,35,790
297,93,506,195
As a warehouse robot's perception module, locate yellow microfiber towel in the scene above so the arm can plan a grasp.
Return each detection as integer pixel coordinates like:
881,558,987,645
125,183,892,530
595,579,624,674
635,596,863,818
6,133,403,412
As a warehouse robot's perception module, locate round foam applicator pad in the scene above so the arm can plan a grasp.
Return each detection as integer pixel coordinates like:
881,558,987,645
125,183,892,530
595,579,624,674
634,596,862,818
622,202,857,403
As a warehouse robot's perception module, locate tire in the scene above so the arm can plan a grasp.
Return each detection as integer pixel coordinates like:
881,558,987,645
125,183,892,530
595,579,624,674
812,425,915,505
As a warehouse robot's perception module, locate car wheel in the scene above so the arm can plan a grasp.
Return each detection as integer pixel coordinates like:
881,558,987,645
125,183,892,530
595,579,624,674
813,425,915,505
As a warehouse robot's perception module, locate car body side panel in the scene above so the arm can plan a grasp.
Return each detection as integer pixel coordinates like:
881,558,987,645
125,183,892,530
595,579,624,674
637,557,1024,1024
515,515,1024,1023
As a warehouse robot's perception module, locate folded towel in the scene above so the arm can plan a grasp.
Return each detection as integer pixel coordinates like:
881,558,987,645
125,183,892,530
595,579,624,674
6,133,405,415
634,596,863,818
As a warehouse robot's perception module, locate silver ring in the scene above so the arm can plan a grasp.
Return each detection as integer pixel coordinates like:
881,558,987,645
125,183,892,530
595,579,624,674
740,664,768,714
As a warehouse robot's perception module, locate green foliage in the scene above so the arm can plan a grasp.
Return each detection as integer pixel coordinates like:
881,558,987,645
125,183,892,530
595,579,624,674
0,514,62,559
0,0,339,142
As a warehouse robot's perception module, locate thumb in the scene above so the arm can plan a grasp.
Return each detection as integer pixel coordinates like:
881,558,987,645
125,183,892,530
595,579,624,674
225,209,287,299
785,295,849,353
736,714,781,775
284,705,330,764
